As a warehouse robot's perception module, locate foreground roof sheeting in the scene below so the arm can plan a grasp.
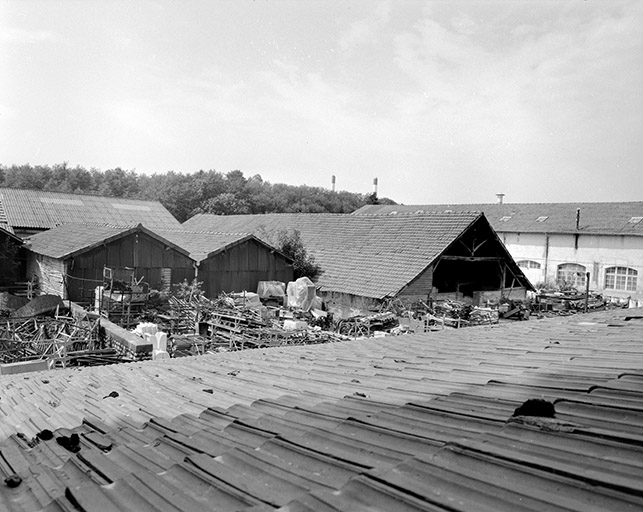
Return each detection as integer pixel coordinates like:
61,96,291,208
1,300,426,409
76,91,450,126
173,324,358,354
354,202,643,236
0,187,181,232
0,308,642,511
183,212,484,299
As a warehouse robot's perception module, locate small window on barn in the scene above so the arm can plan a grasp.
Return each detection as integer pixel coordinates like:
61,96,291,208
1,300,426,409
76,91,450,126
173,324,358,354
628,216,643,224
499,215,512,222
535,216,548,222
517,260,541,269
557,263,586,289
605,266,637,292
161,268,172,291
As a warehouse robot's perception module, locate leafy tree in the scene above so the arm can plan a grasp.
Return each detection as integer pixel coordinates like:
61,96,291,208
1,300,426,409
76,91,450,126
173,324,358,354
0,163,397,220
277,229,321,280
201,192,251,215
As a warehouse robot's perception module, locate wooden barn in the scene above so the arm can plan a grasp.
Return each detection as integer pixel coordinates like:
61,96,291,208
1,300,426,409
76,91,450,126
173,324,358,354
158,230,294,298
24,224,195,305
0,225,26,289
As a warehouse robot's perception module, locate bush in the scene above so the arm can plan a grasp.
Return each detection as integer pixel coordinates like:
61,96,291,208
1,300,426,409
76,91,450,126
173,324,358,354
170,279,205,301
277,229,321,280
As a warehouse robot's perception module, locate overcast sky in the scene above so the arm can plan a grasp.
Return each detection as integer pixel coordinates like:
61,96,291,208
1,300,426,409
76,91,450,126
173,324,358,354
1,1,641,204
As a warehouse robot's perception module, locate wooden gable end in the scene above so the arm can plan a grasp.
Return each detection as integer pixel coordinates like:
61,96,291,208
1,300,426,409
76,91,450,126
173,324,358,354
198,238,293,297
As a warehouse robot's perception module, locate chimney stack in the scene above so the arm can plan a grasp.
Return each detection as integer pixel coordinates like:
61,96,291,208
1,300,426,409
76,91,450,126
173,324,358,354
496,193,505,204
373,177,378,195
576,208,581,230
331,175,336,192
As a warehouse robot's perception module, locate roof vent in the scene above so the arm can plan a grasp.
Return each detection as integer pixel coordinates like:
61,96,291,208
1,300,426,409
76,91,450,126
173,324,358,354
444,209,453,213
628,216,643,224
389,211,398,215
414,209,425,214
536,216,548,222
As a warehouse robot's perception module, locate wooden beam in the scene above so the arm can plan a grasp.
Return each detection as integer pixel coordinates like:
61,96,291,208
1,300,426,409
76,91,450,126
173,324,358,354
473,239,488,254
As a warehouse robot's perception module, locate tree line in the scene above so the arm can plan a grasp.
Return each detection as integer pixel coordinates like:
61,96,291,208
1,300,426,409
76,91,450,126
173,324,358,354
0,163,395,222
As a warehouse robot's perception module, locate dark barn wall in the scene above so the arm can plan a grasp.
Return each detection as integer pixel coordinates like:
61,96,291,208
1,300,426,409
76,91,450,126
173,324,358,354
66,231,194,303
198,239,293,297
0,233,26,287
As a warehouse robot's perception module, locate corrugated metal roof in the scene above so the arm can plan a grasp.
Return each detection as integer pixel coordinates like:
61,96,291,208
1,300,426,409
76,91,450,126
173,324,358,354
25,224,191,260
353,202,643,236
0,187,181,232
0,308,641,511
182,212,489,299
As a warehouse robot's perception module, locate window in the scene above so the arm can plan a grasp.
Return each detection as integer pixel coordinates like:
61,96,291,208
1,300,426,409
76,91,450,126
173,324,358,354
557,263,587,288
605,266,637,292
499,215,512,222
535,216,548,222
517,260,541,269
628,216,643,224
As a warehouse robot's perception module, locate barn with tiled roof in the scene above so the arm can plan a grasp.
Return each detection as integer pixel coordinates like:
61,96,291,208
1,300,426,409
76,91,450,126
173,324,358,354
353,202,643,304
183,212,533,314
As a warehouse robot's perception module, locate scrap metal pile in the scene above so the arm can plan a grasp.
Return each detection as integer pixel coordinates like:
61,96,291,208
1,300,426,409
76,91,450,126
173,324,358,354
0,295,129,370
530,289,608,316
157,292,349,357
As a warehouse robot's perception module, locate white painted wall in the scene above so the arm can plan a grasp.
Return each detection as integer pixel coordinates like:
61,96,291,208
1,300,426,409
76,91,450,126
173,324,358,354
499,232,643,301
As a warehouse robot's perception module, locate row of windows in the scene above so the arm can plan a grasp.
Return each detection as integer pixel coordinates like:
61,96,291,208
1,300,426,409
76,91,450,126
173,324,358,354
517,260,638,292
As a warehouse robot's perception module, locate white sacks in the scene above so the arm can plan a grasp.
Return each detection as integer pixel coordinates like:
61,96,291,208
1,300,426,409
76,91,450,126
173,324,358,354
286,277,316,312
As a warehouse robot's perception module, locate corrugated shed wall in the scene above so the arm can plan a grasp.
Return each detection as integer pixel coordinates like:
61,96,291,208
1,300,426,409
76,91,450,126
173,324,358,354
199,239,293,297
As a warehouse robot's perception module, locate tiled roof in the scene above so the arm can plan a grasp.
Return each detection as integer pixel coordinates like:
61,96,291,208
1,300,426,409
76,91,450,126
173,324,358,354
0,187,181,232
157,230,284,263
25,224,190,260
0,308,641,511
183,212,485,299
353,202,643,236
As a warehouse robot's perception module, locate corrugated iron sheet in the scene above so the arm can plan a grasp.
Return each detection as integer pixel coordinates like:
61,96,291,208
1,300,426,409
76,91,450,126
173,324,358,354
0,188,181,232
0,308,642,511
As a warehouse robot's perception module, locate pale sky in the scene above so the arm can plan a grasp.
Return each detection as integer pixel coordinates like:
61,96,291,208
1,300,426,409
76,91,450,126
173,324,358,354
1,0,642,204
